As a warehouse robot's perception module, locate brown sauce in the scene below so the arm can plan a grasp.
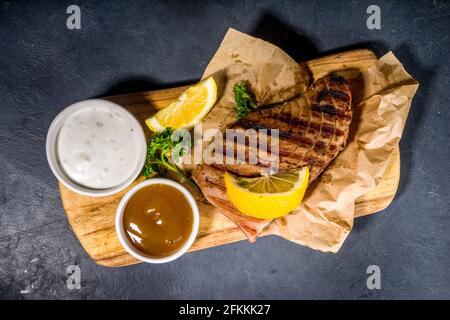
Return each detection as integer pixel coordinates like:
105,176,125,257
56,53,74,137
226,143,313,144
123,184,193,257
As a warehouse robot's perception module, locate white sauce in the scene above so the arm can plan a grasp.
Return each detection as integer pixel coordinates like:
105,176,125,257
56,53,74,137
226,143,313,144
57,105,141,189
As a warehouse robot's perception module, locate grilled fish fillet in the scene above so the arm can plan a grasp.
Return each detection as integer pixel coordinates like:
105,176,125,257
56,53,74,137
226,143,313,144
193,74,352,241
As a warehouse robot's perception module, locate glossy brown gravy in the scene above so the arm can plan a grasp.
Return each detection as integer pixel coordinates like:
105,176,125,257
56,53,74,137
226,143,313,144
123,184,193,257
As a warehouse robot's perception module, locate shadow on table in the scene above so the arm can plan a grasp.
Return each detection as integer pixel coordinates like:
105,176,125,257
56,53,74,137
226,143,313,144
100,76,195,97
250,12,321,62
250,11,390,62
391,43,436,199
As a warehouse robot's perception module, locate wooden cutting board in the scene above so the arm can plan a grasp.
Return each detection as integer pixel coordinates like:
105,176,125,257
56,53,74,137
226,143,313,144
59,49,400,267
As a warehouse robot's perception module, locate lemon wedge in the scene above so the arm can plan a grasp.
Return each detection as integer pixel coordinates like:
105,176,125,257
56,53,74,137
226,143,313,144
146,76,217,132
224,167,309,219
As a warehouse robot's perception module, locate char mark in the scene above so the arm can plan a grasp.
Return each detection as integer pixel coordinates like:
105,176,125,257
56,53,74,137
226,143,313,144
310,104,351,121
317,89,350,102
329,74,346,84
239,117,346,137
236,120,316,146
311,103,337,116
279,129,293,139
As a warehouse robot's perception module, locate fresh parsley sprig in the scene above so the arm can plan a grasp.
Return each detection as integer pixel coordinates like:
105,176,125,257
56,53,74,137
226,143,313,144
143,127,198,190
233,82,258,120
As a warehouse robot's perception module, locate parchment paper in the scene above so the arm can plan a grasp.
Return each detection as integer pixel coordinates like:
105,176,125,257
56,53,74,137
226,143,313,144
200,28,310,135
199,28,419,253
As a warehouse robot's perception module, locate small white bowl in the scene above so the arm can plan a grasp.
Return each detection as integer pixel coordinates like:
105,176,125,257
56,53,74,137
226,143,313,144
46,99,147,197
115,178,199,264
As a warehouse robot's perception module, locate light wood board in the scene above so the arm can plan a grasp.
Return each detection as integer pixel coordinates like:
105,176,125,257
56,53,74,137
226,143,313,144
59,49,400,267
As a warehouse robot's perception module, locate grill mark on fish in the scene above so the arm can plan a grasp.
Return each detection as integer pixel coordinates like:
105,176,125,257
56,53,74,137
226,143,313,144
236,121,317,146
329,74,346,84
311,103,337,115
298,93,315,165
314,140,327,153
239,116,346,137
310,104,351,120
317,89,350,102
221,135,313,171
308,78,339,180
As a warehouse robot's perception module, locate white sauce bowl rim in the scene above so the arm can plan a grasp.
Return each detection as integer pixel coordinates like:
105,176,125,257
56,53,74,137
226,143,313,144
46,99,147,197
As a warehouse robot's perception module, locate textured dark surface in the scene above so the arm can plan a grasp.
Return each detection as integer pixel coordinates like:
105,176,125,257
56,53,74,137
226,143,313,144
0,0,449,299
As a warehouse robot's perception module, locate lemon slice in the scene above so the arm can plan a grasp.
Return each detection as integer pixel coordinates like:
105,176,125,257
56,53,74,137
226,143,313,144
146,77,217,132
224,167,309,219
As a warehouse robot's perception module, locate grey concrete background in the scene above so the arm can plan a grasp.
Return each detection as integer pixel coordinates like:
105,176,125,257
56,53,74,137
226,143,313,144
0,0,449,299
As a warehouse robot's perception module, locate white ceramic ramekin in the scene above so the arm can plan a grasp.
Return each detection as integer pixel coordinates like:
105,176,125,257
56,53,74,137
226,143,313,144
46,99,147,197
115,178,199,264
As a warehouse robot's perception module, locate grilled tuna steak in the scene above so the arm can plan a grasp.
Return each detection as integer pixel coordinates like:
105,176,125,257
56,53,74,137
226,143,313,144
212,74,352,182
193,74,352,241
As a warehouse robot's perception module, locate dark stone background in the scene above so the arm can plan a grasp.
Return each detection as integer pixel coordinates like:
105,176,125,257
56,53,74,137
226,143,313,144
0,0,449,299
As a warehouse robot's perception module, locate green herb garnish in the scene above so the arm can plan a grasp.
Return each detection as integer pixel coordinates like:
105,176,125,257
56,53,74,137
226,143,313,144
233,82,257,120
143,127,198,190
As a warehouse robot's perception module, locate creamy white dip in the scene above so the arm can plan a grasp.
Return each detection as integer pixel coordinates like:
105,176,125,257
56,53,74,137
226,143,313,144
57,105,142,189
